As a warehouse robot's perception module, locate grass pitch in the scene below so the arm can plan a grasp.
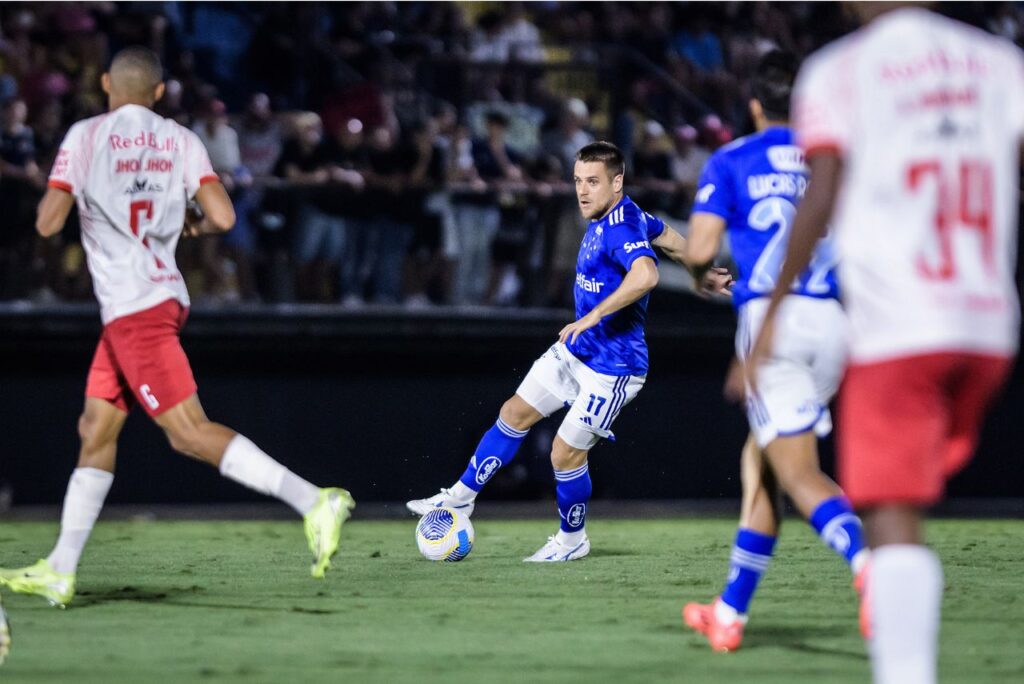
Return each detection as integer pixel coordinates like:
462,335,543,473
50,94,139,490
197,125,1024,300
0,517,1021,683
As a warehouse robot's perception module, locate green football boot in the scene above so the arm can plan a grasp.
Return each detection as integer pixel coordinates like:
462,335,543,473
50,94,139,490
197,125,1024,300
303,488,355,579
0,559,75,609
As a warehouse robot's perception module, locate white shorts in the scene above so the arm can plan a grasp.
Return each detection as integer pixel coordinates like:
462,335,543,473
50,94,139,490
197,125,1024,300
516,343,646,450
737,296,848,449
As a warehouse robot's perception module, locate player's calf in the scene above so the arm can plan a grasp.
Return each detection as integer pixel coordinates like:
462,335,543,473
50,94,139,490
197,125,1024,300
407,399,539,517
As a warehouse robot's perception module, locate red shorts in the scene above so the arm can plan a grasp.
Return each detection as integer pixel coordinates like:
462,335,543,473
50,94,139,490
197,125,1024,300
85,299,197,417
838,352,1013,508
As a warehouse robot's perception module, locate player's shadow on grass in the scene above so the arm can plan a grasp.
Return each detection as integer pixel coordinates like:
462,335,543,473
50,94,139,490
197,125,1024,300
743,624,867,660
74,585,340,615
74,584,198,607
585,548,632,558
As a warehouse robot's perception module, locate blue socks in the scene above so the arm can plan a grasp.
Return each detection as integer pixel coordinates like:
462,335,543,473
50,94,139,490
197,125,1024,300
458,418,529,492
555,463,592,539
809,496,866,570
716,498,864,616
720,529,776,614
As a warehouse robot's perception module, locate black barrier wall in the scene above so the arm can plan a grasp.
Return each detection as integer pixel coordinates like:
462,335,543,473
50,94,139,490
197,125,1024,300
1,298,1021,506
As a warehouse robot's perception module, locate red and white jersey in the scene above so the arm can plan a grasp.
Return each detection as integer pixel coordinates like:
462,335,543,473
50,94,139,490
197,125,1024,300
793,8,1024,363
49,104,218,324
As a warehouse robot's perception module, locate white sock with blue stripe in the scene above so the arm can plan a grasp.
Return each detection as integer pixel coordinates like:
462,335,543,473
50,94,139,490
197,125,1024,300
454,418,530,501
554,462,591,546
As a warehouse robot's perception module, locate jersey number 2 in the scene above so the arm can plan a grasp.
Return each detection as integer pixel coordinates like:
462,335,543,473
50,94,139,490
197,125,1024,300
129,199,166,270
906,159,994,280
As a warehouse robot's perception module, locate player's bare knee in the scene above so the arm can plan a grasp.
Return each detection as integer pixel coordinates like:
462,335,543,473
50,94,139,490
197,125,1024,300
499,396,538,432
77,411,109,452
164,422,204,459
550,439,587,472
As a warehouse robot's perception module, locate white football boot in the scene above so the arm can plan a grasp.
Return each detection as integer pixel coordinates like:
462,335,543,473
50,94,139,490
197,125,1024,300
523,534,590,562
405,488,475,517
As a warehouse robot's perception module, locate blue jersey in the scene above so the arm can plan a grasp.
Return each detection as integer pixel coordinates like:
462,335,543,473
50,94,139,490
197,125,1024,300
567,195,664,376
692,127,839,309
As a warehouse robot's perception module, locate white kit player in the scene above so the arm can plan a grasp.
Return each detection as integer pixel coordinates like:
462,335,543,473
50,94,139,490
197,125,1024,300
0,48,354,608
749,6,1022,683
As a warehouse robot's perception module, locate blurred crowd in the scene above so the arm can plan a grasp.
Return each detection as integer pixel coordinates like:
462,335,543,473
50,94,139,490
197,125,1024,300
0,2,1019,308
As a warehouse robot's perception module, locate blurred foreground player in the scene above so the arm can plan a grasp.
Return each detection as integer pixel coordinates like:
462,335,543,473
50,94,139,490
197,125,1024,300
408,141,730,560
667,51,867,652
0,48,354,608
748,6,1022,682
0,593,9,665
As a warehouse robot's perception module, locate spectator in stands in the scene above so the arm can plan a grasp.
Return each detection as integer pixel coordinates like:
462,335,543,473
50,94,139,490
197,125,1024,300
668,124,710,218
274,111,344,302
239,93,282,180
501,3,545,63
325,117,371,306
632,120,676,216
672,12,725,73
193,99,257,301
0,96,47,300
470,10,509,63
448,111,523,305
362,124,414,304
542,98,594,181
404,119,450,307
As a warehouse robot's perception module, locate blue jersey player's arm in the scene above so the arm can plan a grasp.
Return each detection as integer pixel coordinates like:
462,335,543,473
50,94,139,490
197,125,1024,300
651,222,733,296
682,152,733,284
559,255,658,345
559,215,660,345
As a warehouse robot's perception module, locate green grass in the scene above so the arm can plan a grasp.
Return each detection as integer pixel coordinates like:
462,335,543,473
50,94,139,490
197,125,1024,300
0,518,1022,683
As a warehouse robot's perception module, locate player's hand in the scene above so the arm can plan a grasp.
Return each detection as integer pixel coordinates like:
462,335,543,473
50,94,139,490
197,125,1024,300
700,266,734,297
745,313,776,395
183,200,204,238
723,357,746,403
558,311,601,345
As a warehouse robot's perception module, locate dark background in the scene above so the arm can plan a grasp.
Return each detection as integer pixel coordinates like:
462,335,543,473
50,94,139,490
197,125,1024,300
3,293,1021,507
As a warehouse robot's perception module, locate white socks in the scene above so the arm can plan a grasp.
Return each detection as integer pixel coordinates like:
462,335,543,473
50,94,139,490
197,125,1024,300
219,435,319,515
870,544,943,684
448,481,477,504
47,467,114,574
555,528,586,547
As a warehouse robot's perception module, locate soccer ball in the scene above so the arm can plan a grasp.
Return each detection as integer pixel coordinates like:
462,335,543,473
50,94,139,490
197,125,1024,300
415,507,474,562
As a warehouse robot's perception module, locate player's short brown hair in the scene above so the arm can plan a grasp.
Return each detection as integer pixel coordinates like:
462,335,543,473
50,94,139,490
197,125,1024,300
575,141,625,179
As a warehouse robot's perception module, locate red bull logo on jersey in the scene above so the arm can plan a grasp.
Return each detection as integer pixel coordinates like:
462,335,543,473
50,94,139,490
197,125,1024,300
108,132,180,152
576,273,604,293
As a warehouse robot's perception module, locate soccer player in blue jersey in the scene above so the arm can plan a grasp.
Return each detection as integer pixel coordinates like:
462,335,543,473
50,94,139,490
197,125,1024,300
408,141,729,561
663,52,868,650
